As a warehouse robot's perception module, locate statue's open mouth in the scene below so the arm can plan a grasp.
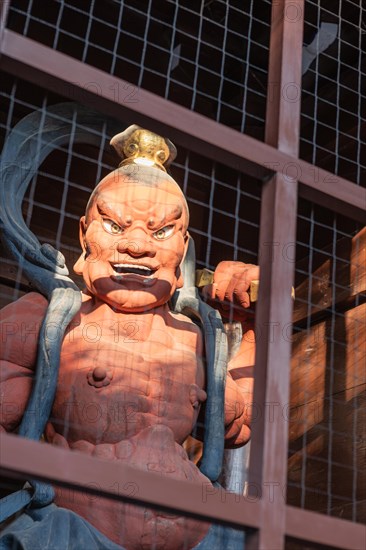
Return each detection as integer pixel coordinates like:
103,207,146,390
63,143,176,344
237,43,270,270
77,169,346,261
111,263,155,277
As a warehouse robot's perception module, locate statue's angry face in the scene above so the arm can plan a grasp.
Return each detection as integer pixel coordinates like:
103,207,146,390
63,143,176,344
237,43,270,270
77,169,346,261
74,166,189,312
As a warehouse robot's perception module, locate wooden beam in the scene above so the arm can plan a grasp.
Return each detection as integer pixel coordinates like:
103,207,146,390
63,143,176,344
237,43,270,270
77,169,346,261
286,505,366,550
0,30,267,181
0,0,9,49
2,434,364,548
0,30,365,222
247,2,304,549
0,432,261,530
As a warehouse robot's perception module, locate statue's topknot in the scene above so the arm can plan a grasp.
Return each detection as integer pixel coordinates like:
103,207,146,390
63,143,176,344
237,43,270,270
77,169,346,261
110,125,177,173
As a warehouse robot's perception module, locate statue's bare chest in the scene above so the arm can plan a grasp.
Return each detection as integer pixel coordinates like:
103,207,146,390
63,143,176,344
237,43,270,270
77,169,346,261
50,307,205,443
58,314,200,390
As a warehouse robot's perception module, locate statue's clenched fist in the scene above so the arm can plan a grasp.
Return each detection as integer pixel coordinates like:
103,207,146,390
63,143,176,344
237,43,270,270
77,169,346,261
202,261,260,320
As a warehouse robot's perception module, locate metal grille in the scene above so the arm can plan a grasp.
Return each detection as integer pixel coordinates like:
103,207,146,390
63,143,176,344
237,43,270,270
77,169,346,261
288,198,365,523
6,0,271,139
0,74,115,304
0,473,247,547
289,9,365,517
1,1,365,546
0,73,259,548
300,0,365,186
0,73,261,307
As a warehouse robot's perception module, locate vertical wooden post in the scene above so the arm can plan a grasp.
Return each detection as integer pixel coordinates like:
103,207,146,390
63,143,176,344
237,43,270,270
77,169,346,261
247,1,304,549
0,0,10,51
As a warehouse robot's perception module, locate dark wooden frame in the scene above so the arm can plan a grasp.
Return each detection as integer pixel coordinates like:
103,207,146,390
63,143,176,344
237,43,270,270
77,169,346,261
0,1,365,548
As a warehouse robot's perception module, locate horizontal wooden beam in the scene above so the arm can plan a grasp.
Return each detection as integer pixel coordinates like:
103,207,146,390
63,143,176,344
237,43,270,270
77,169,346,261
286,505,366,550
2,433,364,548
0,30,267,182
0,432,260,530
1,30,365,223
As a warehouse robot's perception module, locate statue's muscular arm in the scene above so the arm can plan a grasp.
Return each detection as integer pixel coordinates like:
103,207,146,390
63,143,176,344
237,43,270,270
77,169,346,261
0,292,48,432
203,261,258,448
224,321,255,447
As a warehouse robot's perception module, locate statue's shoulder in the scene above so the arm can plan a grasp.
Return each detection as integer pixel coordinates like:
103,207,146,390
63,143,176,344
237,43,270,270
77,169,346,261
0,292,49,368
165,309,203,351
167,309,201,330
1,292,48,320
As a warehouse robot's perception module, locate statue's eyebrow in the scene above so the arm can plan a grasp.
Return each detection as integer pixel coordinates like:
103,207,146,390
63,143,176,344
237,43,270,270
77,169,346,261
149,204,183,229
96,201,124,224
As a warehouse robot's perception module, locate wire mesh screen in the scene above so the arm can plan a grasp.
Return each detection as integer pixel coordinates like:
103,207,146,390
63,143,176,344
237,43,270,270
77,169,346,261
0,74,116,305
300,0,365,186
288,198,365,523
6,0,271,140
0,476,248,548
0,72,260,547
0,73,261,308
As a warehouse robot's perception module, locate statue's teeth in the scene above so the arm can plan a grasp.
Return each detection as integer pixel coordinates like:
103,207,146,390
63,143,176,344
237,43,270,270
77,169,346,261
114,264,150,270
113,264,153,276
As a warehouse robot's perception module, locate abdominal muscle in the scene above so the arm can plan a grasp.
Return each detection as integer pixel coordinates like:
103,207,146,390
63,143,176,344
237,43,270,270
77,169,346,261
45,303,210,548
46,423,211,550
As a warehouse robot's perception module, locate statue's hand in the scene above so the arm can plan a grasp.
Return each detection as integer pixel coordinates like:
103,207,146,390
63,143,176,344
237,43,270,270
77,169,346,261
202,261,260,320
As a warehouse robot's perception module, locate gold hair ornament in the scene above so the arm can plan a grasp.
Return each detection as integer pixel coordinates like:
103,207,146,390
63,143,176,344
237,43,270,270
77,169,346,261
110,125,177,172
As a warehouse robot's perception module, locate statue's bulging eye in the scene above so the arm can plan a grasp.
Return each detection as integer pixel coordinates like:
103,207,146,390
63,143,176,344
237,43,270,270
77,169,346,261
102,219,124,235
152,225,174,240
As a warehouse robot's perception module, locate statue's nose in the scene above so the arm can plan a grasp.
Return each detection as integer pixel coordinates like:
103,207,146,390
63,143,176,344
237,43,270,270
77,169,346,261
116,230,156,257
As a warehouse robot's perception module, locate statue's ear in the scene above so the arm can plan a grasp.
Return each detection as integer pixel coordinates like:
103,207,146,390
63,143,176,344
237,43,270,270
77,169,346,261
73,216,87,275
176,269,184,290
175,231,192,289
183,230,191,261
